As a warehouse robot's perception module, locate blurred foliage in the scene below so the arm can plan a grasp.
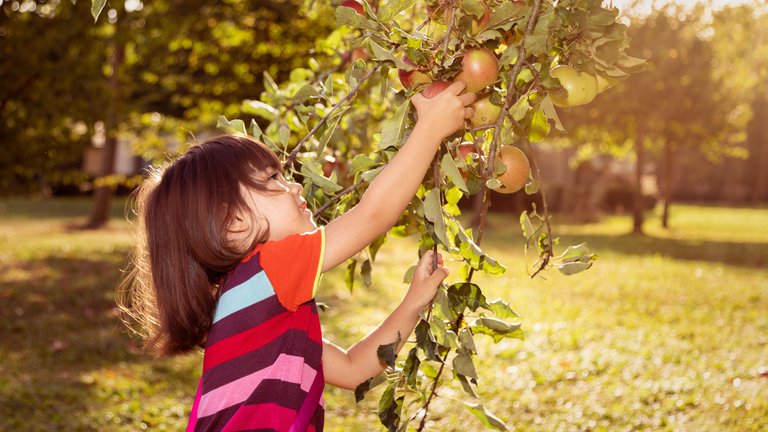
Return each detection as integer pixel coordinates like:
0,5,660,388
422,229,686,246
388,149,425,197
0,0,335,193
555,4,764,163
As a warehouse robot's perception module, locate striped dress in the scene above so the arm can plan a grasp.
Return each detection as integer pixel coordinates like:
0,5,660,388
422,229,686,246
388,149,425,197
187,228,326,431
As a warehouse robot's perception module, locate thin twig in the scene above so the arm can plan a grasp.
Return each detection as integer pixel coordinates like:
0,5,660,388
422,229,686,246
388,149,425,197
285,64,383,169
313,177,366,218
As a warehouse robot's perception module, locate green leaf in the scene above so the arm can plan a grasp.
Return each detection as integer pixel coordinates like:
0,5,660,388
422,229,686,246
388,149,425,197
404,347,421,388
376,331,401,369
528,108,551,142
457,373,479,398
424,189,450,248
91,0,106,21
511,95,530,121
316,112,343,155
380,99,411,149
292,84,319,105
447,282,491,313
216,116,246,135
487,1,527,29
242,100,279,121
350,154,379,174
368,40,413,70
442,153,469,193
430,316,458,349
459,328,478,354
300,163,343,193
378,383,404,432
463,402,510,431
470,317,522,342
361,259,373,287
540,95,566,132
488,299,519,320
362,166,385,183
354,374,386,403
344,259,357,292
415,319,440,361
336,6,379,31
378,0,416,21
453,350,478,380
520,211,534,238
556,260,594,276
525,177,540,195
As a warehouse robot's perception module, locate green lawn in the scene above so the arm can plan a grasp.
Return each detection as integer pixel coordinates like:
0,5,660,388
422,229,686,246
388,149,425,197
1,198,766,431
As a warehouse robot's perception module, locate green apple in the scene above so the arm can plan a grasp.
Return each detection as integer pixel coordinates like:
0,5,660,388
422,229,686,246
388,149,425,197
549,65,598,107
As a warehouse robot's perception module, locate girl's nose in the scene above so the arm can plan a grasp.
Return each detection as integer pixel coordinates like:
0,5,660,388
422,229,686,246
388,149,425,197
289,181,303,195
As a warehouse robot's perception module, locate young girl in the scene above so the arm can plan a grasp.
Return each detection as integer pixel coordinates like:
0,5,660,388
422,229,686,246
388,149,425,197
120,81,477,431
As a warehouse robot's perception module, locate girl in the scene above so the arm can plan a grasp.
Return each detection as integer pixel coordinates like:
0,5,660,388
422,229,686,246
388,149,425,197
120,81,476,431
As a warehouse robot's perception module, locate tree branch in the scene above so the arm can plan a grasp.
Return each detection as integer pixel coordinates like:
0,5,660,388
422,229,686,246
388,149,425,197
418,1,545,430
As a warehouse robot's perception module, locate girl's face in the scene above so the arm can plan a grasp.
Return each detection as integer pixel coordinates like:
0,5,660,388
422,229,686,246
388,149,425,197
232,166,317,246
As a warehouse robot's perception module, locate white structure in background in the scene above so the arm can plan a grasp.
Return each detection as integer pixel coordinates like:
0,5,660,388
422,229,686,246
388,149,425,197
82,121,143,177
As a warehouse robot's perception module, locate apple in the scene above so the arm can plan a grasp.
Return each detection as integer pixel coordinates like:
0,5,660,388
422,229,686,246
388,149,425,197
549,65,598,107
398,57,431,89
456,48,499,93
422,81,453,98
457,141,483,159
340,0,365,15
470,2,492,34
469,96,502,128
493,145,530,194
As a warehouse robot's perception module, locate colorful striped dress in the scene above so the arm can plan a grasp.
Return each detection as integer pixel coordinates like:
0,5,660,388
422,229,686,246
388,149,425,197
187,228,326,431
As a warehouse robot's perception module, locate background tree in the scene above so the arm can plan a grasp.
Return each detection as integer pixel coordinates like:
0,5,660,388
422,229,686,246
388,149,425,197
556,5,749,233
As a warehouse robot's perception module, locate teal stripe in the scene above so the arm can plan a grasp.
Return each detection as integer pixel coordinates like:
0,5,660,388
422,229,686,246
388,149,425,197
212,271,274,323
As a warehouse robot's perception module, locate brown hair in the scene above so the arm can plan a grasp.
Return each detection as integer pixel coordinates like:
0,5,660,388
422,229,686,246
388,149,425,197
118,134,282,356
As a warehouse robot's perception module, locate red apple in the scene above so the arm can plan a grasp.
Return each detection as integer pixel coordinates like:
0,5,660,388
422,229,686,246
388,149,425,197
340,0,365,15
456,48,499,93
422,81,453,98
493,146,530,194
457,141,483,159
469,96,502,128
398,57,431,89
470,2,492,35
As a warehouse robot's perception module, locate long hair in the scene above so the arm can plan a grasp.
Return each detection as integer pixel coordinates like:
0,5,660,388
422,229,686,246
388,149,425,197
118,135,282,356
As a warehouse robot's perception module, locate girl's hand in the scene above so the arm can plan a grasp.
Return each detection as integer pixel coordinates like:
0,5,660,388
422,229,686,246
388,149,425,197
411,81,477,141
403,250,449,313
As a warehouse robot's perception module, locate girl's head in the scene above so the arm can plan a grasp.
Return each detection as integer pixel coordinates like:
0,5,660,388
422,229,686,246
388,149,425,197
120,134,314,356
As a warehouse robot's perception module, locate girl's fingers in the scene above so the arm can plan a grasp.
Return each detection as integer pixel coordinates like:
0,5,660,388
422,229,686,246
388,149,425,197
459,92,477,105
465,107,475,119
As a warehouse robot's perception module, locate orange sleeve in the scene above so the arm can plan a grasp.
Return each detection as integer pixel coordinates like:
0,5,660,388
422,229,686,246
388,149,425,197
259,227,325,311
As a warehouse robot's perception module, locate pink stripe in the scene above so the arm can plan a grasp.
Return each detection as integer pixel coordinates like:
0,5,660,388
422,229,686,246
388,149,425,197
222,403,295,432
204,306,320,372
198,354,317,418
186,378,202,432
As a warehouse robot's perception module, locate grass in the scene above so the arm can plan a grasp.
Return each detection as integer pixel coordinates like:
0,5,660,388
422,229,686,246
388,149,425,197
0,198,766,431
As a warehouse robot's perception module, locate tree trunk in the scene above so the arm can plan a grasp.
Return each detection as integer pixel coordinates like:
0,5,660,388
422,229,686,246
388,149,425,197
661,141,674,229
85,40,124,228
632,131,645,235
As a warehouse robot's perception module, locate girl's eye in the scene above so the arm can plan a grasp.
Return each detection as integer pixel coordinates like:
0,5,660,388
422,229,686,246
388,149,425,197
269,172,280,181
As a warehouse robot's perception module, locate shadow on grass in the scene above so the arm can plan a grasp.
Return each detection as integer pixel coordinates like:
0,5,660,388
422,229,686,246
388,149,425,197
0,253,196,430
480,221,768,269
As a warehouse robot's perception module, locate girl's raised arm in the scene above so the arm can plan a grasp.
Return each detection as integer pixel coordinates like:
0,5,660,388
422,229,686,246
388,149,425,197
322,82,476,272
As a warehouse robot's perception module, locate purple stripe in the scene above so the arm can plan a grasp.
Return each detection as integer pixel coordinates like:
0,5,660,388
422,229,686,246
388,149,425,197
289,367,325,432
218,252,264,295
206,295,287,346
202,329,323,391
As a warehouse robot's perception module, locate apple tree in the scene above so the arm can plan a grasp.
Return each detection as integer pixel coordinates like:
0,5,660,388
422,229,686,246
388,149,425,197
94,0,645,429
217,0,646,429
